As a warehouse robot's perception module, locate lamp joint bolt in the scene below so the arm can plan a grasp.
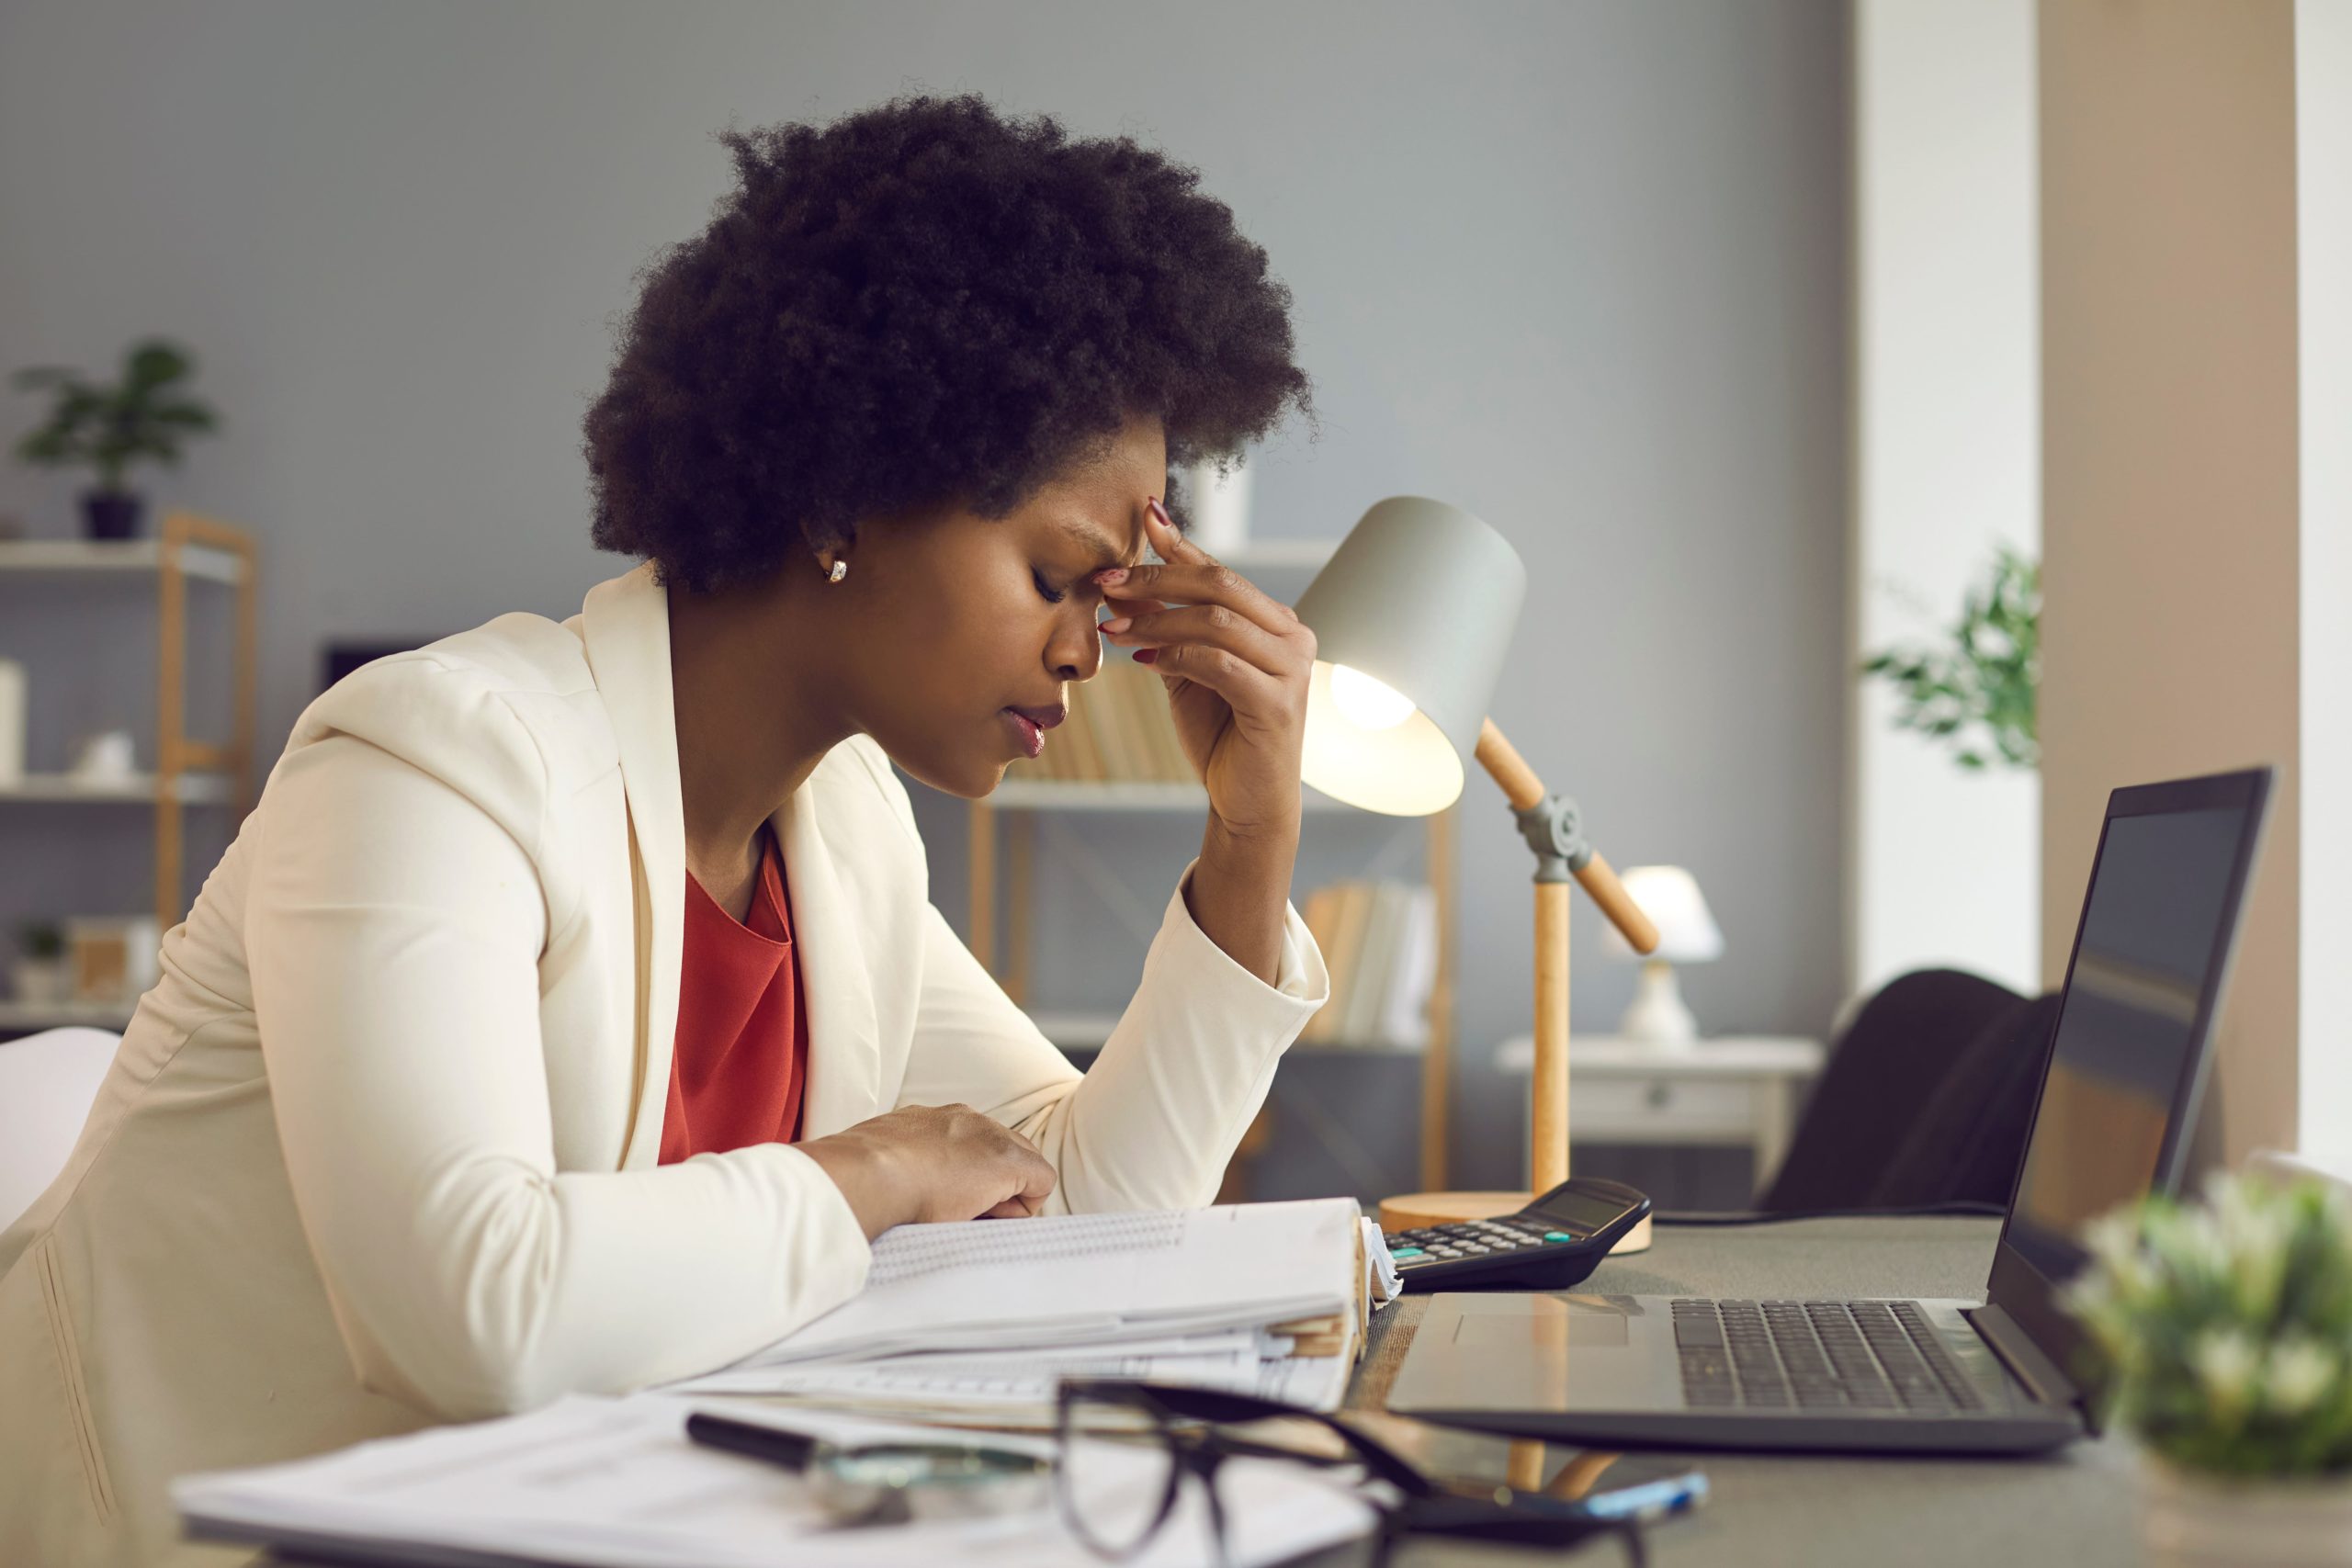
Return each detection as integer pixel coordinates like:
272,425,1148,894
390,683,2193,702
1513,795,1592,884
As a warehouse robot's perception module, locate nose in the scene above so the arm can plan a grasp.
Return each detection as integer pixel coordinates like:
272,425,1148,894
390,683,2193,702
1047,604,1103,683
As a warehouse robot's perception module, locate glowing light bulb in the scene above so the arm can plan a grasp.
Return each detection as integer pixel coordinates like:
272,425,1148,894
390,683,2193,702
1329,663,1416,730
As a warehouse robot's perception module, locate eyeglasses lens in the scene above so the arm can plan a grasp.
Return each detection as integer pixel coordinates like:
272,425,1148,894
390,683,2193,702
1057,1394,1181,1560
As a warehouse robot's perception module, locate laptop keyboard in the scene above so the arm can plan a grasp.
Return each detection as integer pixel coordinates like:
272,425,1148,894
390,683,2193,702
1670,1299,1986,1413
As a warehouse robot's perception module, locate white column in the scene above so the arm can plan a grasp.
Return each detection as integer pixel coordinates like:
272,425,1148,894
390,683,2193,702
1847,0,2041,1001
2298,0,2352,1171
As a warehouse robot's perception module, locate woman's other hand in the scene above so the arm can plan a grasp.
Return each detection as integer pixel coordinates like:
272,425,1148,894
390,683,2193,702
1092,496,1312,984
1093,498,1313,842
799,1103,1057,1238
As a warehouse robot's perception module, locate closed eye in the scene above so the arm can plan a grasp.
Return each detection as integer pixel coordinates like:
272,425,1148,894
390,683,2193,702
1032,569,1067,604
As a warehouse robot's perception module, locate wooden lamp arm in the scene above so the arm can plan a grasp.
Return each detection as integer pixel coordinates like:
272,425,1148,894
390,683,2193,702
1474,719,1660,954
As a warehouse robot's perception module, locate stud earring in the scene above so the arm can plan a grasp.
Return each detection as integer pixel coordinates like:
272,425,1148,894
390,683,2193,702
826,558,849,584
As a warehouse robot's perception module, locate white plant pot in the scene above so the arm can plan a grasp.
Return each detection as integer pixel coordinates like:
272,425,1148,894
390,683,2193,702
2142,1454,2352,1568
11,957,70,1007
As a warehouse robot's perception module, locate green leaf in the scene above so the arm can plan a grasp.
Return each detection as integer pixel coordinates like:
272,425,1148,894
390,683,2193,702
1860,542,2041,775
125,341,192,388
7,339,218,485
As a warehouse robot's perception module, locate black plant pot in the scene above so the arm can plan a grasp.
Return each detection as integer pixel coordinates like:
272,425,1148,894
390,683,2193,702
82,491,144,541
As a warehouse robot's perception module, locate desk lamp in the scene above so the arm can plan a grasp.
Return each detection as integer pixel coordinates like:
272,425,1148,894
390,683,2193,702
1603,865,1724,1047
1293,496,1661,1243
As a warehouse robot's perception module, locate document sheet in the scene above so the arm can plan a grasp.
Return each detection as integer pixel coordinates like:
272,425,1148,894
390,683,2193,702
674,1199,1364,1379
174,1395,1377,1568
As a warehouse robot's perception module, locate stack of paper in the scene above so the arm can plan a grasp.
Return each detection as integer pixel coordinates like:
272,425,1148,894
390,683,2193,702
175,1395,1378,1568
665,1199,1395,1427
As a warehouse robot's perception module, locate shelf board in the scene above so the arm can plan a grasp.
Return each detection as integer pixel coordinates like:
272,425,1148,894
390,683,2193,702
0,771,236,805
0,537,246,586
1035,1009,1423,1057
0,998,134,1033
985,779,1360,813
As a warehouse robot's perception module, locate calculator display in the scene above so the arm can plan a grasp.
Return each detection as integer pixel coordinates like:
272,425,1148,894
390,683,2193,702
1524,1185,1638,1235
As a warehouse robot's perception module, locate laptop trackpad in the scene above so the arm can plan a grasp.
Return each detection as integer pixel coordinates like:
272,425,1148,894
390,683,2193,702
1389,1295,1676,1415
1456,1303,1630,1348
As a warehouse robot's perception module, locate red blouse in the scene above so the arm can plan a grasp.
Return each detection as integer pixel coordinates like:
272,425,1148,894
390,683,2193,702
658,823,809,1163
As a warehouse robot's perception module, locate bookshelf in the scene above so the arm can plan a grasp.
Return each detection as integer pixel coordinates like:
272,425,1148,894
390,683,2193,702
0,511,258,1036
958,535,1458,1189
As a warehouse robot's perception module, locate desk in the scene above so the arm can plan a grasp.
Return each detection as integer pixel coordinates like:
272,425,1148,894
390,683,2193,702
1494,1035,1826,1194
1336,1215,2135,1567
259,1219,2137,1568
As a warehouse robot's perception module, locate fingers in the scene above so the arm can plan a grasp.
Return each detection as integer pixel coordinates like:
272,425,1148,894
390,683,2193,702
1111,558,1297,642
1106,500,1304,645
1143,641,1285,716
1100,602,1293,677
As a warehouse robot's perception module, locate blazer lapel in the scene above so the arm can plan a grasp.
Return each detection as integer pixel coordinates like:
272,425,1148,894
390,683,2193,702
772,784,883,1135
579,562,686,1170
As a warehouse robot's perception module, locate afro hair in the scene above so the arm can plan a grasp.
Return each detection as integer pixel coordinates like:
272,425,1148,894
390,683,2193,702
583,92,1317,593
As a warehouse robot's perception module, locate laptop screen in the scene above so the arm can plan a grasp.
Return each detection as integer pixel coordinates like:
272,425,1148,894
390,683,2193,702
1989,769,2270,1365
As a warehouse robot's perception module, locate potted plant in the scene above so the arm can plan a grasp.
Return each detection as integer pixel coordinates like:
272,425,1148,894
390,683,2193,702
11,919,70,1007
10,338,220,540
1861,542,2040,771
2067,1171,2352,1566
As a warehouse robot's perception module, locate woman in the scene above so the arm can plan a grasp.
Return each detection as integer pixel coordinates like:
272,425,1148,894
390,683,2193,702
0,93,1329,1566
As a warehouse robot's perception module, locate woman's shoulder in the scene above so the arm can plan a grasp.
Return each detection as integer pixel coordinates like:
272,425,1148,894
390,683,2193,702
277,611,610,803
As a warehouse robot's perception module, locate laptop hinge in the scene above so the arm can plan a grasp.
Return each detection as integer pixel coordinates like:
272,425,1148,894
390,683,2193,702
1963,1303,2086,1422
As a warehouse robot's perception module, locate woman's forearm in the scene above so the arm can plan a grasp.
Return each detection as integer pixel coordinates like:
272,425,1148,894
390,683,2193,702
1183,817,1300,986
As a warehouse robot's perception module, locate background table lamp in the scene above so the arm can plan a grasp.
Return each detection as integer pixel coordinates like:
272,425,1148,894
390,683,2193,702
1292,496,1661,1241
1603,865,1724,1048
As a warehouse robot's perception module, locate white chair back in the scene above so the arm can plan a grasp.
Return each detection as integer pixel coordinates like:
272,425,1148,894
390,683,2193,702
0,1027,120,1230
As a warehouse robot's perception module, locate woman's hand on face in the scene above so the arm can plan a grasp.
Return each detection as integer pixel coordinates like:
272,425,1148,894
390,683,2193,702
1093,499,1314,842
798,1103,1057,1239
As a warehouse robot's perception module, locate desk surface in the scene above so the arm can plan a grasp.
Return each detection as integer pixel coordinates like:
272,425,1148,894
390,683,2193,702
1343,1216,2136,1567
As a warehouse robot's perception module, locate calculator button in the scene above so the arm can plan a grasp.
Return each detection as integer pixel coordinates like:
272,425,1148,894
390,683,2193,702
1543,1232,1576,1244
1389,1247,1425,1258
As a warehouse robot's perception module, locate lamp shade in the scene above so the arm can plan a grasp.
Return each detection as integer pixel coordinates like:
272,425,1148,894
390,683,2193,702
1293,497,1527,816
1600,865,1724,963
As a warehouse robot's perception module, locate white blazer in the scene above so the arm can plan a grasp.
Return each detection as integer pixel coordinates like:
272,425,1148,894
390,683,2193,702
0,560,1329,1567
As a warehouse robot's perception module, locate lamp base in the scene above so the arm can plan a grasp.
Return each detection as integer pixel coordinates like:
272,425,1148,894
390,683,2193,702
1618,959,1700,1048
1375,1190,1653,1256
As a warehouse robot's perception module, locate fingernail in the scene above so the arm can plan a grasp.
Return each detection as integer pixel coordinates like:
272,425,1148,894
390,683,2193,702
1099,615,1132,634
1093,567,1128,586
1133,647,1158,665
1147,496,1172,529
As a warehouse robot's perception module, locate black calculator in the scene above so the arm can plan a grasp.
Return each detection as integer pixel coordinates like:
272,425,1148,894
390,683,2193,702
1382,1176,1652,1292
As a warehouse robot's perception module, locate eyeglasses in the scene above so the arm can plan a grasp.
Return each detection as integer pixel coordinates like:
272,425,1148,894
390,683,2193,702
1053,1380,1648,1568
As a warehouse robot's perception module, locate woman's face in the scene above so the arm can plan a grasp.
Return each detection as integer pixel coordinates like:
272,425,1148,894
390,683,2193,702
831,417,1162,797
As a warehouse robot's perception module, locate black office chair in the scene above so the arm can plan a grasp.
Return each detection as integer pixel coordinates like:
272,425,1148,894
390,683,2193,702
1757,969,2053,1213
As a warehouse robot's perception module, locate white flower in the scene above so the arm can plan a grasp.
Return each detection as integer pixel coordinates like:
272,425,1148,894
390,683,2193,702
2262,1338,2339,1418
2084,1210,2142,1276
2169,1208,2233,1284
2191,1329,2261,1420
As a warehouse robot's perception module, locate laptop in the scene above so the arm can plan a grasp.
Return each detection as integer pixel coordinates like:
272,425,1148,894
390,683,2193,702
1387,766,2274,1455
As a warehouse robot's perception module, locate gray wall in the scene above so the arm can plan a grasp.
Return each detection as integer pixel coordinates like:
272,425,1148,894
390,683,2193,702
0,0,1849,1195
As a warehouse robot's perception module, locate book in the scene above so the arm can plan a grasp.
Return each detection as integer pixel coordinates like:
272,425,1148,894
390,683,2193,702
1340,883,1408,1047
1305,881,1372,1043
1379,884,1439,1048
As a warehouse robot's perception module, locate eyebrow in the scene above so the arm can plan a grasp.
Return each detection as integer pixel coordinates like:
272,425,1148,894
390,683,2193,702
1055,513,1148,570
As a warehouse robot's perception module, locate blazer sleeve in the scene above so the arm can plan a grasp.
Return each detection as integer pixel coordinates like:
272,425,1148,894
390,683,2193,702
896,859,1331,1213
244,688,869,1421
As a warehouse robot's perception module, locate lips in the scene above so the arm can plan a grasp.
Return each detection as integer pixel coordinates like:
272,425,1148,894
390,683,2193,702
1001,703,1066,761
